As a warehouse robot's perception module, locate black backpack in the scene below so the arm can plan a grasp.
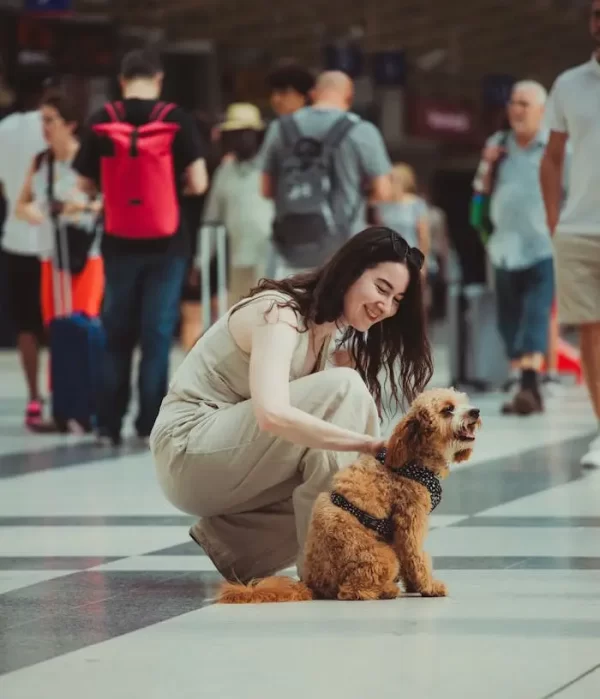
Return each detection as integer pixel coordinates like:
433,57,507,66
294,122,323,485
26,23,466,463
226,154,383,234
272,113,358,268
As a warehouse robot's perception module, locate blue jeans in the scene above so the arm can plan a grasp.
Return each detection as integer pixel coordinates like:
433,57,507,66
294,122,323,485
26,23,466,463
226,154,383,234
98,254,187,437
495,258,555,360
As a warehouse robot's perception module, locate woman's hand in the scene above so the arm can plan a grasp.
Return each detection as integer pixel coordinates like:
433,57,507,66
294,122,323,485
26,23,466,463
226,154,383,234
359,437,387,457
62,198,102,217
22,202,45,226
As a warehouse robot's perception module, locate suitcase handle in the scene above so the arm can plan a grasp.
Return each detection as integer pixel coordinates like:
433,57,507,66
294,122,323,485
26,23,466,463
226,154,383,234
52,219,73,319
199,222,227,329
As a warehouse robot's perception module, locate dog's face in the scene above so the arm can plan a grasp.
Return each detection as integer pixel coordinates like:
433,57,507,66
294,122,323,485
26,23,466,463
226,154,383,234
386,388,482,476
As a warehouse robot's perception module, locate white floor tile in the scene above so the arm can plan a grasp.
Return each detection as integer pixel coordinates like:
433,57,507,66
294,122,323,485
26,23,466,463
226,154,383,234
0,455,182,517
0,527,188,557
553,667,600,698
427,526,600,558
482,471,600,517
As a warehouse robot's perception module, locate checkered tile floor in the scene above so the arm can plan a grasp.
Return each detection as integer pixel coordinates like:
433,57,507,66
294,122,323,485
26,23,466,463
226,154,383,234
0,347,599,699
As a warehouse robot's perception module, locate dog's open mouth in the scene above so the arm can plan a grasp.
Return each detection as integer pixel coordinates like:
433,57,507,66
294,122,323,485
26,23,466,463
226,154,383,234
455,427,476,442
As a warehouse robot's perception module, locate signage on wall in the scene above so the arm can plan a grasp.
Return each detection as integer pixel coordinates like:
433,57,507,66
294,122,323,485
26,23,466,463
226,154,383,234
24,0,72,11
408,96,480,144
18,14,115,75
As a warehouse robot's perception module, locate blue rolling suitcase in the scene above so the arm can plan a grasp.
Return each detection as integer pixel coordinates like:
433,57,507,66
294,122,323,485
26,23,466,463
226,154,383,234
49,222,105,433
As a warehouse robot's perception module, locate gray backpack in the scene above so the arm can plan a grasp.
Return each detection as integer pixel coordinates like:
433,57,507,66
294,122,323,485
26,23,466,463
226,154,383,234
272,113,358,268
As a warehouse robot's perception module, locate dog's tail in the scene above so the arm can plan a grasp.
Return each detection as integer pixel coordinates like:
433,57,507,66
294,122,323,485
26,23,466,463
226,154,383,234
216,575,314,604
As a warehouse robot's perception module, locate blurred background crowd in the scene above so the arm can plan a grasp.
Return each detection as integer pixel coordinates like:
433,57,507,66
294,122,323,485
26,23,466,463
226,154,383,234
0,0,597,461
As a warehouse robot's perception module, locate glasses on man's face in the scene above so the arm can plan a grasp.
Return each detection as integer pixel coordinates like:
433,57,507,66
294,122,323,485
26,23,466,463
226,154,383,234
390,233,425,270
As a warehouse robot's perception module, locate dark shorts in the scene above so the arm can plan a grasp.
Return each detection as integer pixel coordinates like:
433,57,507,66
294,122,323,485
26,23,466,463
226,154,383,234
494,258,555,359
0,249,43,337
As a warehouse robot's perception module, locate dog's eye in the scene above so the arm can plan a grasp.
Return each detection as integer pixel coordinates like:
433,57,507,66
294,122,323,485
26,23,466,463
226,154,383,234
441,405,454,416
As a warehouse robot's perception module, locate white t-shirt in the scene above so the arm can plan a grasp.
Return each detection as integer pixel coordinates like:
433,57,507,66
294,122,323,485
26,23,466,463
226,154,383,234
31,154,102,262
545,57,600,236
0,110,47,256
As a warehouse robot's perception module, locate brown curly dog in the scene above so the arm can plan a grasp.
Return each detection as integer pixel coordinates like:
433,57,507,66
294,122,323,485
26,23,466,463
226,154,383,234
217,387,481,604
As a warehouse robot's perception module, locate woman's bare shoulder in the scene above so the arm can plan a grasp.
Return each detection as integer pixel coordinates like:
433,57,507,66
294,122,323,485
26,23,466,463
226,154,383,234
227,292,304,353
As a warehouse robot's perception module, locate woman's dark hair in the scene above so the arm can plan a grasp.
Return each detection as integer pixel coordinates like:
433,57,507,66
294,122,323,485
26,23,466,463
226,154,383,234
40,88,83,135
220,128,264,162
267,62,315,97
236,226,433,414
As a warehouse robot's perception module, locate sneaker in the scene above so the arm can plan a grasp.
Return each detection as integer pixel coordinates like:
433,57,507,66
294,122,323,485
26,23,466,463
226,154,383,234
502,388,544,416
95,430,122,447
587,433,600,453
24,399,43,429
580,449,600,469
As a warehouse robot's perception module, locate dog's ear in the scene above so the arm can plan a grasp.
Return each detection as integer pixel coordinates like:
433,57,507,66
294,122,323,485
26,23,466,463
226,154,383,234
454,448,473,463
388,407,436,464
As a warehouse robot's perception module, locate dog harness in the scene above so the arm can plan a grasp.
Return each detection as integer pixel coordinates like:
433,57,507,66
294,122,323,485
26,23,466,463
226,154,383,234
329,449,442,542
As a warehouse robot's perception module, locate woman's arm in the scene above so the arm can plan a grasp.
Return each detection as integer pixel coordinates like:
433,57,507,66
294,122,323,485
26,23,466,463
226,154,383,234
15,161,45,226
248,304,381,454
416,208,430,259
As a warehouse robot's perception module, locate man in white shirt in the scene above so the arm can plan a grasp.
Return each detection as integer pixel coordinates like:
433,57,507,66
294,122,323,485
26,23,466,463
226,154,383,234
541,0,600,467
0,69,48,428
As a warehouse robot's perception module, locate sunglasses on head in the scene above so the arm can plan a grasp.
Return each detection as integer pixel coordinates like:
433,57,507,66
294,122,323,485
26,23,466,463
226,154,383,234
390,233,425,270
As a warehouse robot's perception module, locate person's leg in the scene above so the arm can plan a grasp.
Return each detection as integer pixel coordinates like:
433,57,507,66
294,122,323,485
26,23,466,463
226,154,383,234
97,255,142,444
554,235,600,464
4,251,44,425
547,302,559,374
511,258,555,413
494,266,523,394
136,255,187,438
580,323,600,420
151,367,380,582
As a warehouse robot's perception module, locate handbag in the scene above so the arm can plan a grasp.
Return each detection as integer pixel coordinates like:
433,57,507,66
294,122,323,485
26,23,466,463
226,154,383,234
46,151,98,275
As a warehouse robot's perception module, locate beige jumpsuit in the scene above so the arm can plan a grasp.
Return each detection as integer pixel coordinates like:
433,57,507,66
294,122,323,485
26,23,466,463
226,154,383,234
150,292,380,581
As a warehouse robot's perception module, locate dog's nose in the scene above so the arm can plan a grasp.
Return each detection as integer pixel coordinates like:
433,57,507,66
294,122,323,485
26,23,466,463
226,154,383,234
468,408,480,419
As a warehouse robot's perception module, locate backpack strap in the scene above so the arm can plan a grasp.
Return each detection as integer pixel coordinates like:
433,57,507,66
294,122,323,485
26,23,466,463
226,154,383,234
321,114,359,151
489,129,511,195
105,102,122,123
33,148,50,172
150,101,176,122
278,114,303,149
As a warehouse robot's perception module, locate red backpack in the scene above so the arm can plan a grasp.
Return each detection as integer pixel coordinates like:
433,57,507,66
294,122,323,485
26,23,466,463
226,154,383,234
92,101,181,239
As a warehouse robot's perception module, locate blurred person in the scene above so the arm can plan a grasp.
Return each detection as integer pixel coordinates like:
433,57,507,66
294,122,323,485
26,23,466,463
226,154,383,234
267,62,315,117
0,66,49,428
180,112,223,351
475,80,565,416
541,0,600,466
261,71,393,277
15,90,103,326
74,48,208,446
198,103,274,308
0,56,15,121
423,188,451,322
150,227,431,582
373,163,430,259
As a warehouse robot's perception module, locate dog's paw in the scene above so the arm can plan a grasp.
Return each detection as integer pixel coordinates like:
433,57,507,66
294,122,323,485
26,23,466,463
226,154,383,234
421,580,448,598
379,583,400,600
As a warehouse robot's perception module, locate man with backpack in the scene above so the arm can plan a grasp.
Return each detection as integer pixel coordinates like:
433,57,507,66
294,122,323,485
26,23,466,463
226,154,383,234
74,48,207,446
260,71,393,274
